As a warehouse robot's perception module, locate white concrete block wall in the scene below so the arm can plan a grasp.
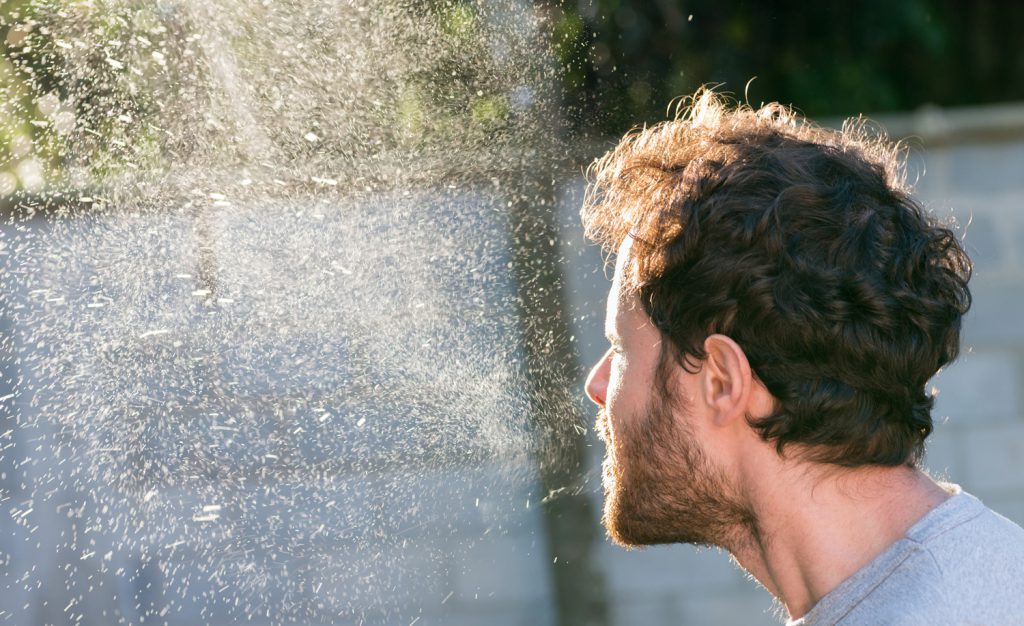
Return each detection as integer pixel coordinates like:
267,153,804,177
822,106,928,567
600,546,779,626
450,533,552,605
917,146,1024,529
599,544,741,597
930,351,1020,424
962,426,1024,493
0,198,560,626
923,426,962,481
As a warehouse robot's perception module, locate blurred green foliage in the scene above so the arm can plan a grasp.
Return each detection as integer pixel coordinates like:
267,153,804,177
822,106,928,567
4,0,1023,196
0,0,178,199
0,0,552,198
541,0,1024,136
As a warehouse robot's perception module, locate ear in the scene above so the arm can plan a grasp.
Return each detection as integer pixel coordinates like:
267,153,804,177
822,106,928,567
700,334,753,427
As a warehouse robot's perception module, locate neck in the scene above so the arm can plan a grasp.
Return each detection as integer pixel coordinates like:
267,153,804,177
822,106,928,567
723,462,951,620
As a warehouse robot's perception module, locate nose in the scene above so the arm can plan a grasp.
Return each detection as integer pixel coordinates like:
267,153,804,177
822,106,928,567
584,348,613,407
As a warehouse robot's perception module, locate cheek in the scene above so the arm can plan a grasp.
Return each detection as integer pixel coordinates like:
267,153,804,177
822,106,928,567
605,353,645,428
604,355,626,409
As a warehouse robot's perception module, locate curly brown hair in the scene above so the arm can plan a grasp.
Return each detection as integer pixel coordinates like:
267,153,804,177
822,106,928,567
582,89,972,467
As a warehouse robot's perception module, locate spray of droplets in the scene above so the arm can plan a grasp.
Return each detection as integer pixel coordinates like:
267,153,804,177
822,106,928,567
0,1,585,624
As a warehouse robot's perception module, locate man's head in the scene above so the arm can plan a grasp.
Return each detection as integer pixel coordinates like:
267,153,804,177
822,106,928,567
583,90,971,546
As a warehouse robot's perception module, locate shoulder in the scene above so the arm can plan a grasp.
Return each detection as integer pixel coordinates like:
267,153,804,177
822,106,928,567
915,491,1024,570
880,492,1024,623
831,492,1024,625
916,497,1024,619
835,542,1024,624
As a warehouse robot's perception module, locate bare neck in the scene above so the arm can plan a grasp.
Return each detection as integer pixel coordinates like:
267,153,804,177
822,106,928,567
726,462,951,620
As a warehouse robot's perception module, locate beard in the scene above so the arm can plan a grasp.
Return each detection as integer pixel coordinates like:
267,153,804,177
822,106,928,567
596,393,755,549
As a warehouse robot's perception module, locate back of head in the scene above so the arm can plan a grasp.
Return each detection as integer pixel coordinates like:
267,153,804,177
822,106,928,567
582,89,972,467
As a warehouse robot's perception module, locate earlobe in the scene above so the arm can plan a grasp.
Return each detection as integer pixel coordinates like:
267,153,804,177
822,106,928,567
701,334,753,426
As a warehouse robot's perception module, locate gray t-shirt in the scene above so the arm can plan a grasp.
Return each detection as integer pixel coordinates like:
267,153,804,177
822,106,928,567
788,486,1024,625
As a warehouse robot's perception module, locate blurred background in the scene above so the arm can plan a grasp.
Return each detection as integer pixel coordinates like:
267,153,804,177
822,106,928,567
1,1,1023,625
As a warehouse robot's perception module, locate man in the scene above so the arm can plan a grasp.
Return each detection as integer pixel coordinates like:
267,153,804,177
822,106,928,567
580,90,1024,624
